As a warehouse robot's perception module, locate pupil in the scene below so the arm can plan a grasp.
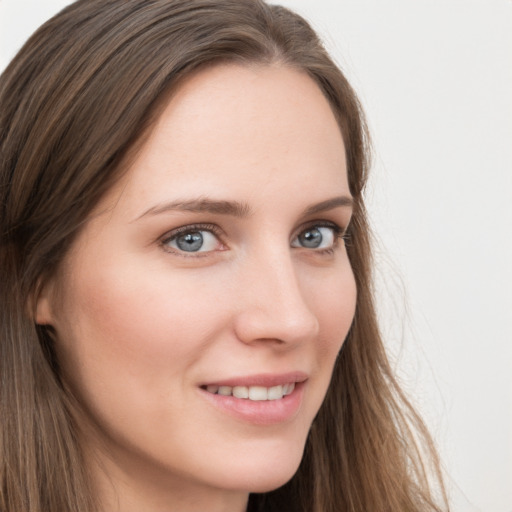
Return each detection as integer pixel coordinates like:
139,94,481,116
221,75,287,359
177,232,203,252
300,228,322,248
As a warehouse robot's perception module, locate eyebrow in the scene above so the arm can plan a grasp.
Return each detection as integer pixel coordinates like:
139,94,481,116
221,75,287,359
135,198,251,221
302,196,353,216
134,195,353,221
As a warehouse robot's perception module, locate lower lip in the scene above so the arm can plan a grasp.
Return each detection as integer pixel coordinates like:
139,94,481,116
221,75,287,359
199,382,305,426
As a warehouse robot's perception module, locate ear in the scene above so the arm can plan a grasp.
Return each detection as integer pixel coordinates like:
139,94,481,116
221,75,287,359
32,279,56,326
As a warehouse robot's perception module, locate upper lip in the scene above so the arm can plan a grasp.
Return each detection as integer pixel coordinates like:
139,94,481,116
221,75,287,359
201,371,308,388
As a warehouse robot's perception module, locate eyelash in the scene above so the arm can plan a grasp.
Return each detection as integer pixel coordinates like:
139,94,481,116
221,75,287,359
160,223,223,256
302,221,350,255
159,221,350,257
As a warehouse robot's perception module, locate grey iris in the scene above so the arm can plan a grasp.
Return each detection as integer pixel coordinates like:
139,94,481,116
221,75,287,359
298,228,322,248
176,232,204,252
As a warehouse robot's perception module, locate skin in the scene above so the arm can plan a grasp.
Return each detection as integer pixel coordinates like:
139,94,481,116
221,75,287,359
37,64,357,512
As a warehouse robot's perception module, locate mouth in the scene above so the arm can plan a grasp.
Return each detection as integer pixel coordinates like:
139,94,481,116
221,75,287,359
201,382,295,401
198,372,307,425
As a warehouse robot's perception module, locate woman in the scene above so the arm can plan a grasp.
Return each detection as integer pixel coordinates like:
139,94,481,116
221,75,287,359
0,1,448,511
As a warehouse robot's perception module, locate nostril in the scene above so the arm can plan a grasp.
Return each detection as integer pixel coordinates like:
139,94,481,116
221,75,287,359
231,258,320,345
233,303,319,347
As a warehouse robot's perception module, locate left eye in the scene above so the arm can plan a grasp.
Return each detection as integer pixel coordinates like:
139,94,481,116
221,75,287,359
291,226,337,250
164,229,220,253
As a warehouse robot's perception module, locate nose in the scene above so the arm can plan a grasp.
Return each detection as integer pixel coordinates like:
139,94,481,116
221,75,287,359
232,248,320,348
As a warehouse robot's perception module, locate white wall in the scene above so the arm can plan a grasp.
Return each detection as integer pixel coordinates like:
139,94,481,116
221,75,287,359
1,1,511,511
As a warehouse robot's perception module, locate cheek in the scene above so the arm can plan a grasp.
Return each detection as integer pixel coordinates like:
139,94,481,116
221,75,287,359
302,262,357,402
310,261,357,346
53,257,225,412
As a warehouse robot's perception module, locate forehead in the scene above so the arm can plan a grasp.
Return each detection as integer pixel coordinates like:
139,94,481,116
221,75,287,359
104,63,349,216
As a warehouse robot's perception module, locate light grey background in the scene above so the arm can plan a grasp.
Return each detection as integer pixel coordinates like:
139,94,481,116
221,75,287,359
1,1,511,511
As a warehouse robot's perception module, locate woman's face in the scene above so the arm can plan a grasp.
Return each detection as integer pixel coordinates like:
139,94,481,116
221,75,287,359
38,64,356,508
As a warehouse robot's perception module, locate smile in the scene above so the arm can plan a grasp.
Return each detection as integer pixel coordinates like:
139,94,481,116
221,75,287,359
199,372,307,424
204,383,296,401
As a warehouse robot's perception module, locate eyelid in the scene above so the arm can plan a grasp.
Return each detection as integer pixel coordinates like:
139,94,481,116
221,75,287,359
158,219,350,257
161,222,222,239
294,219,347,239
159,223,225,255
291,219,351,253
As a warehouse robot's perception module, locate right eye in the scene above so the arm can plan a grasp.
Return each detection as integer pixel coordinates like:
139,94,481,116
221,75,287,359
162,225,223,254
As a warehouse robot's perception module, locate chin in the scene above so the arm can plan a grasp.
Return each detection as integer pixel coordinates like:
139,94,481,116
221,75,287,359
246,469,299,494
220,445,305,494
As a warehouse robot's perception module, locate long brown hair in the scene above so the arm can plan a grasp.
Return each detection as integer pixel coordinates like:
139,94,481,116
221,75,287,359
0,1,448,511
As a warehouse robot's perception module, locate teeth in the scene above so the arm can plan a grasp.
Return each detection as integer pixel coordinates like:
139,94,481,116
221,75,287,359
267,385,283,400
218,386,232,396
249,386,268,401
232,386,249,399
284,382,295,395
205,383,295,400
